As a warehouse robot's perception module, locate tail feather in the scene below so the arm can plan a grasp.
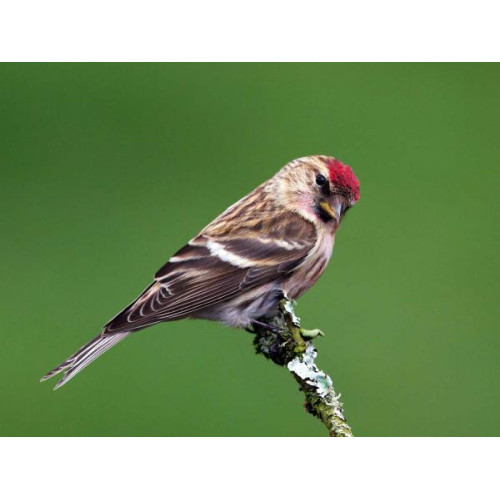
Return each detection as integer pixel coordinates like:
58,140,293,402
41,332,130,390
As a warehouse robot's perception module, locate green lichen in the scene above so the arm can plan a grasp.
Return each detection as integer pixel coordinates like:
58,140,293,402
253,299,307,365
253,299,353,437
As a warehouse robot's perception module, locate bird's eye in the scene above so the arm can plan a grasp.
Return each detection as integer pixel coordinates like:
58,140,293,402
316,174,327,186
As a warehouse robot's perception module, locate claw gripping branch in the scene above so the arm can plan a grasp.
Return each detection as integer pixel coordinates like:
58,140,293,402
253,299,353,437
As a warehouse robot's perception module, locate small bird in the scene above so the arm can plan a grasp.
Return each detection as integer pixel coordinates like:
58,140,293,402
41,155,360,389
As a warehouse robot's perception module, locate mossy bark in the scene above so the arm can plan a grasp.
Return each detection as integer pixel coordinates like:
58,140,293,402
253,299,353,437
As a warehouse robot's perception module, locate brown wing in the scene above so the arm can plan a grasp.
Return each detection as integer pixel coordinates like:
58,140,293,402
102,209,316,335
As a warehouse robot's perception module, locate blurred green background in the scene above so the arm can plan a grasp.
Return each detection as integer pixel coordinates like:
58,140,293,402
1,63,499,436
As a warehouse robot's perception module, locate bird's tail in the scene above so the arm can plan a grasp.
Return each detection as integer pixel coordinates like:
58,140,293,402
40,332,130,390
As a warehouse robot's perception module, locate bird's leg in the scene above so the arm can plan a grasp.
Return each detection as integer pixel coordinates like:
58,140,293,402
251,319,280,334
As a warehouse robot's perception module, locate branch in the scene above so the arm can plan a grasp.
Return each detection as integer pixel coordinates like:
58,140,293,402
253,299,353,437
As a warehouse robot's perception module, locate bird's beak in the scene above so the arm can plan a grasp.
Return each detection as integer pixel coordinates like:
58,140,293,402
318,200,342,222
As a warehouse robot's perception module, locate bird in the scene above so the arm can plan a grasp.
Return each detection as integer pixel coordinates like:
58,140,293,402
41,155,360,389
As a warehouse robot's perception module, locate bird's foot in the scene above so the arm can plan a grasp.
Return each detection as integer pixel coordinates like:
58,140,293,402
251,320,280,334
300,328,325,339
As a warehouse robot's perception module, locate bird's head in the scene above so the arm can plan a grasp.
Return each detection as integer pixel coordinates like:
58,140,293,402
273,155,360,227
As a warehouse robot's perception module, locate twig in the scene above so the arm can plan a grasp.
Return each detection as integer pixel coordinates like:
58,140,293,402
253,299,353,437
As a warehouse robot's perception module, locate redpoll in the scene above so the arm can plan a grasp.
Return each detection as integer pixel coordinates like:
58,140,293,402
42,155,360,389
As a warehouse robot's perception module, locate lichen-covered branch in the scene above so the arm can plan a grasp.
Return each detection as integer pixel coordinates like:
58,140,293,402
253,299,353,437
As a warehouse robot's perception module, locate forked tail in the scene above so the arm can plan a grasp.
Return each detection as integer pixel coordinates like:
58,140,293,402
40,332,130,390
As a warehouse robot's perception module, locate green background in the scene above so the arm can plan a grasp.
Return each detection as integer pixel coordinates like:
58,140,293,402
1,63,499,436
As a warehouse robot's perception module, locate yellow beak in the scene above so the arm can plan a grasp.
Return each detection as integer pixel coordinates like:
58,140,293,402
319,200,340,221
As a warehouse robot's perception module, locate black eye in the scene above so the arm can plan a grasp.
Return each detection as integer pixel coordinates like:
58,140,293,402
316,174,327,186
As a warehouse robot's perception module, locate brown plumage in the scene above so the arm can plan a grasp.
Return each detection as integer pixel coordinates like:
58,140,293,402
41,155,360,389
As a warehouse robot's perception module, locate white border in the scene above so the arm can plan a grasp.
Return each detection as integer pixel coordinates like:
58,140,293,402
0,1,498,61
0,437,497,499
